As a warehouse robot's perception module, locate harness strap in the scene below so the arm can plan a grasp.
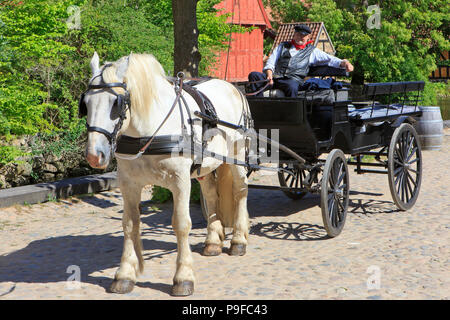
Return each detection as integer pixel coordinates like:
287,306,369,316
137,76,184,154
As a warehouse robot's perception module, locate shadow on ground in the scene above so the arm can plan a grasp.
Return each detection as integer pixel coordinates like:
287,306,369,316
0,202,208,296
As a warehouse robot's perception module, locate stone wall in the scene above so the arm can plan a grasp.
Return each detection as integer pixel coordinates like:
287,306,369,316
0,135,116,189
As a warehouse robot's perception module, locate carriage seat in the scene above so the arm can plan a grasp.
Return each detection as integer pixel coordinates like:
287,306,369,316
261,65,350,104
262,87,349,102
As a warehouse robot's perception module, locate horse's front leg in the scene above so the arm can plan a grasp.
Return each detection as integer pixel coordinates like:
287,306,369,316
170,174,195,296
110,180,144,294
198,173,224,256
229,164,250,256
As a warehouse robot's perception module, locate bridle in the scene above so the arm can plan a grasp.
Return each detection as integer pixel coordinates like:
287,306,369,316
78,65,131,149
79,67,187,160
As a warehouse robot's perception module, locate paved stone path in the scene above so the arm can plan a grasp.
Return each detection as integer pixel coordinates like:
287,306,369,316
0,130,449,300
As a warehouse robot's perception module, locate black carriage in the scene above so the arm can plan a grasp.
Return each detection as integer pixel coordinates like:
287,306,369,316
196,66,424,238
242,66,424,237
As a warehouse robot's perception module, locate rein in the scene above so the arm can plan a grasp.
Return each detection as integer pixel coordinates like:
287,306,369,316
244,79,270,96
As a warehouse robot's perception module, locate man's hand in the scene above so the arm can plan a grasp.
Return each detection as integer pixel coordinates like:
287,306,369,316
341,59,354,72
265,69,274,85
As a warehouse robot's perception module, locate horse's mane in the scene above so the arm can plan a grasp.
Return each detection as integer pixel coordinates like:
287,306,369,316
102,53,173,123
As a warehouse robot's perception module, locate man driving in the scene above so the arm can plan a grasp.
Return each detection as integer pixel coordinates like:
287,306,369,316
248,24,353,97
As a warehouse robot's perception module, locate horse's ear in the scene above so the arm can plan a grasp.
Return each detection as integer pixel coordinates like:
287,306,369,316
116,56,129,82
90,51,100,75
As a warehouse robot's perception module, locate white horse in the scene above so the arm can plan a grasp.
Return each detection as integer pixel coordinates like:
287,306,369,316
80,52,251,296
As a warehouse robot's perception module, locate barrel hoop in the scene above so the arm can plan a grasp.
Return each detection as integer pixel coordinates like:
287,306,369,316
420,107,441,110
419,134,444,138
417,120,443,123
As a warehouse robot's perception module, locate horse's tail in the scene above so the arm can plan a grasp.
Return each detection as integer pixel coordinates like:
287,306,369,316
216,163,235,228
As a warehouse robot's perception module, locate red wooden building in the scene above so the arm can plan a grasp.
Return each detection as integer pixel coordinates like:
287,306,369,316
210,0,271,82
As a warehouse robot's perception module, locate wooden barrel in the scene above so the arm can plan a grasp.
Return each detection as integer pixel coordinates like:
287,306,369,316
414,106,444,150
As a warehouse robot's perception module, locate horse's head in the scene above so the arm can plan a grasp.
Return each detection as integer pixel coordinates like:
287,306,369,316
79,52,131,169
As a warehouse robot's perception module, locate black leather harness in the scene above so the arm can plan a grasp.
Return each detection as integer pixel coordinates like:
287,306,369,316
113,77,222,174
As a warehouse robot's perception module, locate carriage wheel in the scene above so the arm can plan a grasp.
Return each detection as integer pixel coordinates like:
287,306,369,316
321,149,349,238
278,163,308,200
388,123,422,211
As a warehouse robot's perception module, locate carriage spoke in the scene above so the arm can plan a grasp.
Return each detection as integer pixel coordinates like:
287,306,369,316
395,170,404,188
337,196,345,213
407,157,420,165
289,174,295,188
329,199,336,225
406,167,418,174
403,132,410,160
329,200,337,227
395,145,404,162
405,132,413,159
406,170,418,188
295,171,300,189
396,139,404,161
394,166,403,176
404,174,411,201
333,200,339,227
397,170,405,196
401,174,407,202
284,172,292,185
406,146,417,163
393,158,403,167
336,163,345,186
405,173,414,200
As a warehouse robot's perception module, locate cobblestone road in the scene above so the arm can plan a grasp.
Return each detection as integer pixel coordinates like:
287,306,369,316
0,130,449,300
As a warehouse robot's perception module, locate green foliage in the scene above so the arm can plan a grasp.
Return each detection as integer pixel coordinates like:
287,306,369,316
151,185,173,203
0,145,24,165
0,0,80,136
151,180,201,204
75,0,173,68
262,0,307,29
30,118,86,157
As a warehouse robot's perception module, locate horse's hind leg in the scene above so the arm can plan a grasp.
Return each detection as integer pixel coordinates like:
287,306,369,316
170,174,195,296
198,173,224,256
110,180,144,294
229,164,249,256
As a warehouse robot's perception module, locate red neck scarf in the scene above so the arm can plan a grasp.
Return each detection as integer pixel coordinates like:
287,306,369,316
291,39,314,50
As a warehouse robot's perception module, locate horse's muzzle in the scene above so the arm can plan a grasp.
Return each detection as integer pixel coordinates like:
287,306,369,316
86,145,110,169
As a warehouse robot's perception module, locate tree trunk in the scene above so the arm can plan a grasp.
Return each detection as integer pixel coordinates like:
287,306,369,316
351,60,365,85
172,0,201,78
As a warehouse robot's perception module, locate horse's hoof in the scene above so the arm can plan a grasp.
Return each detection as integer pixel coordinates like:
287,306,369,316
203,244,222,256
171,281,194,296
110,279,135,294
229,243,246,256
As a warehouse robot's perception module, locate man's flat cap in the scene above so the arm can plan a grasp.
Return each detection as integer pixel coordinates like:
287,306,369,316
294,24,312,35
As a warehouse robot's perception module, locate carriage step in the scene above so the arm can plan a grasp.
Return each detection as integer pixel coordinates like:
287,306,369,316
248,184,309,193
353,168,388,174
347,161,387,168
